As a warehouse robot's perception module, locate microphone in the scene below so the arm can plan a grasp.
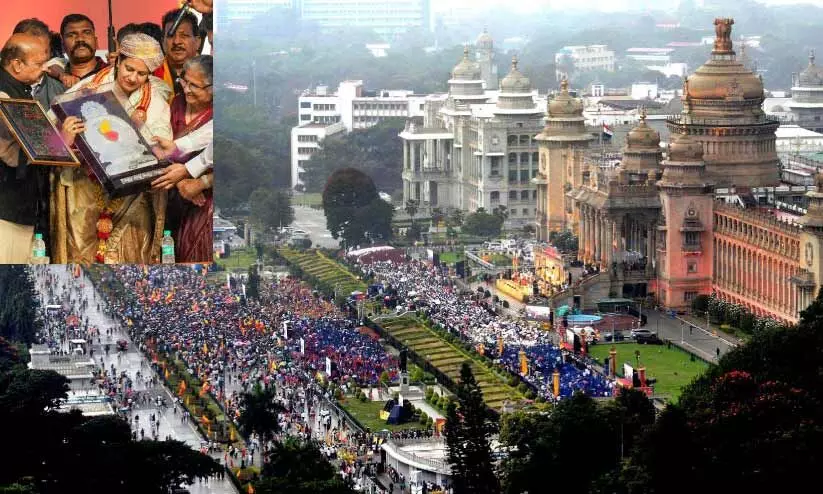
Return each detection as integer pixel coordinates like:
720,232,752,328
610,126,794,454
166,2,193,38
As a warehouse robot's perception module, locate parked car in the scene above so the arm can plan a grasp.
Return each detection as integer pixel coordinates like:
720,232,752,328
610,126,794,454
630,328,653,339
602,331,625,342
635,333,663,345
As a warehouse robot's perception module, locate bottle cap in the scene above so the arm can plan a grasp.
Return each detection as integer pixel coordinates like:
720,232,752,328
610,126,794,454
164,230,171,236
35,233,43,240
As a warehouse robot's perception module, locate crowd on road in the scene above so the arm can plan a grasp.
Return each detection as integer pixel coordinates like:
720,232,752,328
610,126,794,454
91,264,433,492
356,258,614,399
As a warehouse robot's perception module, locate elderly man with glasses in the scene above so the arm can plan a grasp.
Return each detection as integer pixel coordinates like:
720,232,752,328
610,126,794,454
0,33,52,263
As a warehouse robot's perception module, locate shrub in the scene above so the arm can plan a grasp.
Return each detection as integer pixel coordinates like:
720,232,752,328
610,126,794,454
359,393,367,403
517,383,529,394
425,387,434,401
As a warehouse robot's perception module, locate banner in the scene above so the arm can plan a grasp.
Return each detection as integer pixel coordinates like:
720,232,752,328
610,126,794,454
282,321,290,339
325,357,332,376
300,337,305,355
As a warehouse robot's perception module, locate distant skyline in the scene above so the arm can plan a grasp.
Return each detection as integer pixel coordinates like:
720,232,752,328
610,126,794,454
432,0,823,14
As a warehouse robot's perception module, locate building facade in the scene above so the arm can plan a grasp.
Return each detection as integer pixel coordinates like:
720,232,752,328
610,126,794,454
789,51,823,134
401,35,546,228
291,81,427,188
547,18,823,325
554,45,615,81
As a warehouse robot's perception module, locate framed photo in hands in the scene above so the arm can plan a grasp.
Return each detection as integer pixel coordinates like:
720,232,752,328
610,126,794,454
51,82,167,198
0,98,80,166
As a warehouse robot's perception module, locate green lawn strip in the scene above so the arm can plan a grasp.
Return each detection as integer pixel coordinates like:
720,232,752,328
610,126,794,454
588,343,708,401
439,251,465,264
381,318,523,408
216,248,258,270
408,341,448,351
339,397,424,433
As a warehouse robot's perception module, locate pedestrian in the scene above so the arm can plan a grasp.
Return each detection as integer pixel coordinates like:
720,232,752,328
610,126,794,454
716,347,720,359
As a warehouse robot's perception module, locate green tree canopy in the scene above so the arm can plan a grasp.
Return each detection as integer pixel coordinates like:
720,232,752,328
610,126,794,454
302,119,405,194
445,362,500,494
0,266,41,345
463,209,504,239
238,383,284,443
254,437,355,494
322,168,393,246
249,187,295,232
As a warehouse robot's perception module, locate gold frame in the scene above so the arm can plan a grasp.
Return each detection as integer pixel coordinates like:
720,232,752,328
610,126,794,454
0,97,79,167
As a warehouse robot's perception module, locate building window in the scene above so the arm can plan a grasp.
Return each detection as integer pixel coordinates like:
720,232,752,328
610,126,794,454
508,135,517,146
687,261,697,274
300,101,311,108
685,232,699,246
491,191,500,202
509,191,518,199
300,114,310,121
508,152,517,164
520,170,529,182
522,208,529,216
520,190,529,200
519,135,530,145
511,209,517,216
520,152,530,164
509,171,517,183
684,291,698,303
532,190,537,199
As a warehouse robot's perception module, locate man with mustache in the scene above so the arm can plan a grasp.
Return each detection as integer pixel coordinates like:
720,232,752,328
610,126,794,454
60,14,108,88
154,8,202,100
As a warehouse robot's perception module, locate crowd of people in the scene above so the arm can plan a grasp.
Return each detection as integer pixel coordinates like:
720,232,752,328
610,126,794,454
91,264,413,490
356,257,614,400
0,1,213,264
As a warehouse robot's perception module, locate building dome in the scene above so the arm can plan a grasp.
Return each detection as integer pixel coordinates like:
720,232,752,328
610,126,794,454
548,79,583,117
500,56,531,93
626,109,660,149
683,18,763,101
476,28,493,50
452,46,482,80
799,50,823,87
667,133,704,162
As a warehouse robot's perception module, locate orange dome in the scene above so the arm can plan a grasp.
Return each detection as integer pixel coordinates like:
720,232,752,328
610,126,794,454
668,133,704,162
626,110,660,149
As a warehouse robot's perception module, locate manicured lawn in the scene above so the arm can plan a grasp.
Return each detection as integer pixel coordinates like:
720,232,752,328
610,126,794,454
293,192,323,207
588,343,709,401
489,253,511,266
215,248,258,271
339,396,424,432
439,251,465,264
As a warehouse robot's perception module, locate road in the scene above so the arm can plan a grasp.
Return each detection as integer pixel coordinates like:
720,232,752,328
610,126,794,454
292,205,338,249
36,266,238,494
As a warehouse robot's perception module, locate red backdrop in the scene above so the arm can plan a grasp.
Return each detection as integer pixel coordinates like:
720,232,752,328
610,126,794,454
1,1,180,43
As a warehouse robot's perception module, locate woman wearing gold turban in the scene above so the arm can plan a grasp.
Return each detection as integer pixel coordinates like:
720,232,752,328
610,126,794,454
53,33,172,264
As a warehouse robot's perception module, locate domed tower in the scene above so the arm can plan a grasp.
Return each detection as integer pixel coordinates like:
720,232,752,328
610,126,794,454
494,56,541,116
447,46,487,107
668,18,779,188
476,28,497,90
620,108,663,181
535,79,593,240
656,133,714,308
788,50,823,133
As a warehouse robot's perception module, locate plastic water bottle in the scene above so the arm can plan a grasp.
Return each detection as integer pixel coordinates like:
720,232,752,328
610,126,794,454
31,233,49,264
161,230,175,264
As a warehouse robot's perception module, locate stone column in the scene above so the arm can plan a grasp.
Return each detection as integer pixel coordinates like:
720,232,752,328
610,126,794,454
646,224,655,276
403,141,409,170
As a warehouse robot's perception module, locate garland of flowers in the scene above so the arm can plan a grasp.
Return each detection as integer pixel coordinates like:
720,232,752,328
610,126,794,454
85,68,152,262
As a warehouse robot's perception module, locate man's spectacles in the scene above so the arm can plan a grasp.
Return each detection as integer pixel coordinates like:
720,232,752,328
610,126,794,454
177,77,212,91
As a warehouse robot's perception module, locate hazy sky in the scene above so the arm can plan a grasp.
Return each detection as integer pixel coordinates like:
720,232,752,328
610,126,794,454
432,0,823,14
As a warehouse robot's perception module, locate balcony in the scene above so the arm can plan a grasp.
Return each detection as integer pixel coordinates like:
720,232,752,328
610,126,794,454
681,243,702,253
790,270,816,288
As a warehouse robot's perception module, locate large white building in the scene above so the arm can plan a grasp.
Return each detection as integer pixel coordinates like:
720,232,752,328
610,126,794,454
401,33,548,229
789,51,823,134
290,81,428,188
555,45,615,81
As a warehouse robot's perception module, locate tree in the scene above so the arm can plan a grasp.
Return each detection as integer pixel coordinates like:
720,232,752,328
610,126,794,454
237,383,284,444
617,289,823,494
405,199,419,223
0,266,41,345
254,437,355,494
322,168,393,247
301,119,405,194
462,209,504,239
247,265,261,300
500,392,619,494
445,362,499,494
249,187,294,233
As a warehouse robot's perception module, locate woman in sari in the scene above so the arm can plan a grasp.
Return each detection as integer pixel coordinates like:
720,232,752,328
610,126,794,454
53,33,172,264
150,55,213,262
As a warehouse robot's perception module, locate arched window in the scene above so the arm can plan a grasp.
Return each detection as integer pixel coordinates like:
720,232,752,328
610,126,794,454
519,135,530,145
508,135,517,145
508,153,517,164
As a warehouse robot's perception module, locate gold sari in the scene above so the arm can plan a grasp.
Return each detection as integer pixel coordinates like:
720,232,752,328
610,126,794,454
50,69,173,264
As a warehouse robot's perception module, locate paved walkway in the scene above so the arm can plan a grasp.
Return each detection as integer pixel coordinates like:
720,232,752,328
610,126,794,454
36,266,238,494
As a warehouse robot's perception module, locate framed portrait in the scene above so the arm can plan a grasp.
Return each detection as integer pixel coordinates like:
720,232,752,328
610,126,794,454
0,98,79,166
51,83,167,198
